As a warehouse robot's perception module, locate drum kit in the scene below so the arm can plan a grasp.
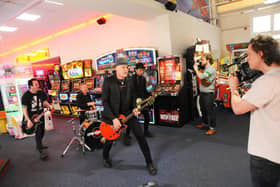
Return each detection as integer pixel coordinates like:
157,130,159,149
61,109,103,157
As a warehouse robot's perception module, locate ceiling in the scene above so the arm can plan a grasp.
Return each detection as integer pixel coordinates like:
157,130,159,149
0,0,278,55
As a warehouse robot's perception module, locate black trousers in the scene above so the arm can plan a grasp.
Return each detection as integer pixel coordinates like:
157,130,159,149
103,117,153,165
250,155,280,187
199,92,216,128
125,108,150,135
35,117,45,150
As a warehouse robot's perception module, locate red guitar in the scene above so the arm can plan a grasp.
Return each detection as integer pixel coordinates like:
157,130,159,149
100,95,155,140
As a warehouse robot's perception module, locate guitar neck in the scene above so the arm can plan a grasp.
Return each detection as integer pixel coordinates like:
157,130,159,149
121,101,150,124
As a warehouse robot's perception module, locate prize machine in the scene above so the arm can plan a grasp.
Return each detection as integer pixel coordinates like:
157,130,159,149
32,56,61,103
94,52,115,94
0,63,32,139
69,79,82,116
154,56,192,127
59,80,71,116
125,48,158,124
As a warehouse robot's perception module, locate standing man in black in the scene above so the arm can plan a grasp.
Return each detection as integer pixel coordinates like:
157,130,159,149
101,57,157,176
77,84,95,124
124,63,153,145
22,78,53,160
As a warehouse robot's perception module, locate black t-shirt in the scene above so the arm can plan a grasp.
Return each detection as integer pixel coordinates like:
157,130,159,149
77,92,93,110
22,90,47,119
119,79,128,114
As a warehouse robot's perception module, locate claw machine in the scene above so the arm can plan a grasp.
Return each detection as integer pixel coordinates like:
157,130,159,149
0,63,33,139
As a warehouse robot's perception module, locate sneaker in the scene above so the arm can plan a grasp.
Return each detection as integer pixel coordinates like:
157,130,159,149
103,159,112,168
205,129,216,135
195,124,209,130
147,163,157,176
39,150,48,161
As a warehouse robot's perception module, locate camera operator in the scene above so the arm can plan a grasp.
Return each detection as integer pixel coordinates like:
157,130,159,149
193,53,217,135
229,35,280,187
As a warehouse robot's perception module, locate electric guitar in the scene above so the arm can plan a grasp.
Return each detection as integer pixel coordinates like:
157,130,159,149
99,95,156,140
21,111,46,135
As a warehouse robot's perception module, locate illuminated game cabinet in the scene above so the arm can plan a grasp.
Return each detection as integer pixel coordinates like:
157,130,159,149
0,63,32,139
154,56,192,127
59,80,71,115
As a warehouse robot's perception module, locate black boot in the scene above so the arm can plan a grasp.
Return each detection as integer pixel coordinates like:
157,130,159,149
147,163,157,176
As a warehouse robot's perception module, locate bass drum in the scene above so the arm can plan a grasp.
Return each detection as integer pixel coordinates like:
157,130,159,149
79,121,103,150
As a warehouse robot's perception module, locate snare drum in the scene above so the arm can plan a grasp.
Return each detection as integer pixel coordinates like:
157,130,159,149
79,121,103,150
85,110,98,121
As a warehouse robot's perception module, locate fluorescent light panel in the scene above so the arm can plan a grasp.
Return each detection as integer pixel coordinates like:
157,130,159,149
16,13,40,21
264,0,280,4
45,0,64,5
0,26,17,32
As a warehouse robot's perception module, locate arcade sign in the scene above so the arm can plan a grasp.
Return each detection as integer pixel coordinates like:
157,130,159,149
159,110,180,124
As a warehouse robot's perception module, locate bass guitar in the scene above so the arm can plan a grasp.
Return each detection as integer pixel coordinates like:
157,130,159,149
100,95,156,140
21,111,46,135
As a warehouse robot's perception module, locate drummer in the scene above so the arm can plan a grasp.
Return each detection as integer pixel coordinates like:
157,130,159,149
77,83,96,124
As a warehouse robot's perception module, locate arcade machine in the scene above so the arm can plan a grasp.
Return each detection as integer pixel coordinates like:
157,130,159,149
154,55,192,127
59,80,71,116
32,56,61,103
0,63,32,139
70,79,82,116
125,48,158,124
94,52,115,94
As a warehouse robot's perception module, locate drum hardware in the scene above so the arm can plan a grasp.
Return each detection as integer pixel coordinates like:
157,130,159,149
61,118,91,158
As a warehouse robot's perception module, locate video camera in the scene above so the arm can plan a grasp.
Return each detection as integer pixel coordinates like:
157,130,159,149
221,53,263,84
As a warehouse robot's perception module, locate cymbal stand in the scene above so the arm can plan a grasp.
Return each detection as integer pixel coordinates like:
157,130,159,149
61,118,91,157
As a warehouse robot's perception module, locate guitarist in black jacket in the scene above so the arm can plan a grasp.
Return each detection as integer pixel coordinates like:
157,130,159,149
101,57,157,176
22,78,53,160
124,63,154,145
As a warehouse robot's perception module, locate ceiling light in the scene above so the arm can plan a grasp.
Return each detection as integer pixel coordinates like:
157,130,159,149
264,0,280,4
45,0,64,5
16,13,40,21
0,26,17,32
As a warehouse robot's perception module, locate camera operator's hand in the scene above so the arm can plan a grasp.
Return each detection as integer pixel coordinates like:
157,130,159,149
229,75,239,91
193,63,198,71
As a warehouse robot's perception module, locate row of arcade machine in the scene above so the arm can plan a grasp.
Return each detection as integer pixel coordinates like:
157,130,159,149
95,48,194,127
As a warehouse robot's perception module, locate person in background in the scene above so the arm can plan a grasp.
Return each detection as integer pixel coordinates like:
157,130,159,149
193,53,217,135
123,63,154,145
229,35,280,187
77,83,95,124
22,78,53,160
101,57,157,176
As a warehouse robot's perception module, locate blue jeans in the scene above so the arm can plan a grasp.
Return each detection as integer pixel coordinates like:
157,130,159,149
250,155,280,187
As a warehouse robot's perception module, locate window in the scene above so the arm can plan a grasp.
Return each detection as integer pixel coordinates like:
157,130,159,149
251,12,280,41
253,15,271,33
273,13,280,31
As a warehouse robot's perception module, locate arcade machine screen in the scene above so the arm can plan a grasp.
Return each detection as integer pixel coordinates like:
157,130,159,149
59,93,71,115
61,80,70,91
158,56,181,85
143,70,157,93
70,93,78,103
62,61,84,80
69,93,78,115
125,48,156,66
72,79,82,91
59,93,69,104
84,59,93,77
6,86,19,112
84,78,94,89
96,53,116,71
94,75,105,89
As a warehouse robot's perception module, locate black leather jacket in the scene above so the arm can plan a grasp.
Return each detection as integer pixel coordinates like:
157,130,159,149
132,74,151,99
101,74,136,124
